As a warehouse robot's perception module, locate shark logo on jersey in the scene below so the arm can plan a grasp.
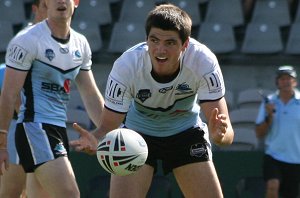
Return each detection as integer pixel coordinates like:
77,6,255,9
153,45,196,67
45,49,55,61
59,47,69,54
175,82,193,95
159,86,173,93
136,89,151,103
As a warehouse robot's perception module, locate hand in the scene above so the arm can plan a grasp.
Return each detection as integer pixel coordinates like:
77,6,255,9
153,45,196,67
69,123,98,155
208,108,228,145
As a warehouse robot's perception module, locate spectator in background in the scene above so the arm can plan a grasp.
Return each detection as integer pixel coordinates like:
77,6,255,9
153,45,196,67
255,65,300,198
0,1,47,197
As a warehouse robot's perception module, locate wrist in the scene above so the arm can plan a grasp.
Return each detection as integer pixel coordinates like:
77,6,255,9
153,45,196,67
265,116,272,125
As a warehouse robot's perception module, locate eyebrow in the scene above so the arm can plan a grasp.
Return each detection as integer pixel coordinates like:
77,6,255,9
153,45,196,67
149,35,177,43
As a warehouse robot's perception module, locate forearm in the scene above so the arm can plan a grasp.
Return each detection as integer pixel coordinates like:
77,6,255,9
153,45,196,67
84,91,104,127
0,95,17,148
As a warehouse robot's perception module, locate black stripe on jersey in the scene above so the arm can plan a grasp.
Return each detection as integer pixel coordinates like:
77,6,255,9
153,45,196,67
37,60,82,74
199,96,224,104
104,105,127,114
6,65,29,71
136,94,197,112
23,69,35,122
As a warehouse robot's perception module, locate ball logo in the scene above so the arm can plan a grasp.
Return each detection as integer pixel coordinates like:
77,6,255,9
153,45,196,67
96,129,148,176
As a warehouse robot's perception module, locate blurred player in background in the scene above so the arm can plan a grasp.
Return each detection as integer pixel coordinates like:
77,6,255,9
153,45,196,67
71,3,234,198
0,0,47,197
0,0,104,197
256,65,300,198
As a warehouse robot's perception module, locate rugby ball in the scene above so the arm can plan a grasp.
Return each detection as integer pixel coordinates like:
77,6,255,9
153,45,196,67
96,128,148,176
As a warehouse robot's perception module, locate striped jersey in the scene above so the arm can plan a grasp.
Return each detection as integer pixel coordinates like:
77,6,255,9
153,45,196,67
5,20,92,127
105,38,225,137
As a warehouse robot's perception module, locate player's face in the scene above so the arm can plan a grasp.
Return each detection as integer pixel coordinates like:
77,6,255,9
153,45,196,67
32,0,48,23
147,27,189,77
45,0,75,21
277,74,297,92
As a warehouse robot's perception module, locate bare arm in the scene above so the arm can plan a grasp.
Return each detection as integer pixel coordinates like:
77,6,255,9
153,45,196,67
75,70,105,127
0,68,27,173
255,103,274,138
200,97,234,146
70,107,126,154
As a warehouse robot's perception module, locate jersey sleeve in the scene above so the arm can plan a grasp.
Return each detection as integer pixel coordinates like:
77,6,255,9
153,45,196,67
104,56,134,113
79,34,92,71
185,41,225,101
5,32,37,71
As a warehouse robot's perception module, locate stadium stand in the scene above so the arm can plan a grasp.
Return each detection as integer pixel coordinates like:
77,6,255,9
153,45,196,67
71,20,103,53
250,0,291,27
0,0,26,25
0,21,14,52
204,0,245,27
168,0,202,26
108,21,146,53
241,23,284,54
118,0,156,23
197,22,237,54
73,0,112,26
285,22,300,54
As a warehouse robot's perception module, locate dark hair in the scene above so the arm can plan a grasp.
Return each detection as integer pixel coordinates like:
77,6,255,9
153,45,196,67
145,3,192,44
32,0,41,6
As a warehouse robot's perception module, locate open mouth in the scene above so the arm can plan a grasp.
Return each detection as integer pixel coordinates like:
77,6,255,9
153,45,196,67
156,56,167,63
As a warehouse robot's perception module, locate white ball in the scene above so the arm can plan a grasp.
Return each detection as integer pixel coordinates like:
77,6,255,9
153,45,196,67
96,128,148,176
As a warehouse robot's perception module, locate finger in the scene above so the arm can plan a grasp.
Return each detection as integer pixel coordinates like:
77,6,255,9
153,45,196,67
209,108,219,123
5,159,9,170
72,123,88,136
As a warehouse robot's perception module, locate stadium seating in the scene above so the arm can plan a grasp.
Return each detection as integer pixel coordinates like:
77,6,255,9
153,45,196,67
250,0,291,27
0,21,14,52
204,0,244,27
71,20,103,53
197,22,236,54
229,108,258,130
108,21,146,53
73,0,112,26
168,0,202,26
118,0,156,23
0,0,26,25
241,23,283,54
217,127,258,151
237,88,273,109
285,23,300,55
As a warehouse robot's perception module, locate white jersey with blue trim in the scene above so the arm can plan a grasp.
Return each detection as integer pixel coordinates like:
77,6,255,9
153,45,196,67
5,20,92,127
105,38,225,137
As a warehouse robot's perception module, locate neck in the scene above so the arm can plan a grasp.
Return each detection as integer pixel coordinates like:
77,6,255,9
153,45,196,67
151,66,180,83
46,19,70,39
279,90,294,103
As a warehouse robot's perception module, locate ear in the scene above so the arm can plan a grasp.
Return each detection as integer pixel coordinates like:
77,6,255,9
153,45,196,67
74,0,80,8
182,37,189,51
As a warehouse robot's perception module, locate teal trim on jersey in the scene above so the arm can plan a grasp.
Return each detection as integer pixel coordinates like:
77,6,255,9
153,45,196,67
125,95,201,137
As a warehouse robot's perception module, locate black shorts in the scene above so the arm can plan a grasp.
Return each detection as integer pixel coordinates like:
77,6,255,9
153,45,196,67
263,154,300,198
135,126,211,174
15,122,69,173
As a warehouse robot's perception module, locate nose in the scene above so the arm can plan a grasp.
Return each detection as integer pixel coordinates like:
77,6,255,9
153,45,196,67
156,43,166,54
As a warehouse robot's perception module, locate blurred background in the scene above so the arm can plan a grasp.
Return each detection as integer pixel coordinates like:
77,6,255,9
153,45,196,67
1,0,299,197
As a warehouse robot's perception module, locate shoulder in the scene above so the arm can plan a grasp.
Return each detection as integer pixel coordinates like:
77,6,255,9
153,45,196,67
183,38,220,75
294,89,300,99
112,42,149,74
